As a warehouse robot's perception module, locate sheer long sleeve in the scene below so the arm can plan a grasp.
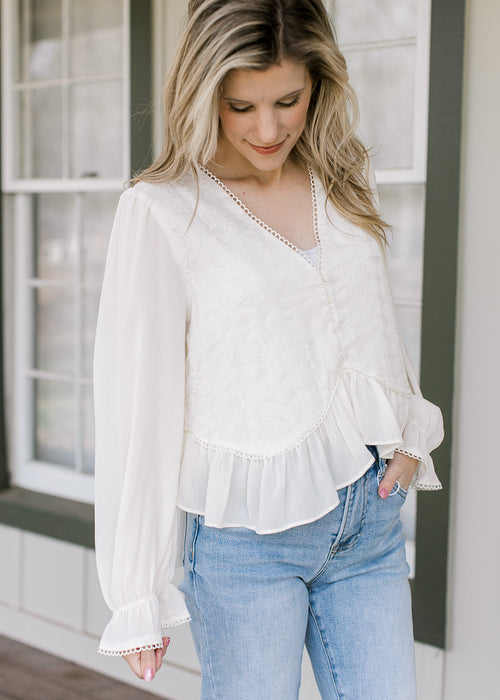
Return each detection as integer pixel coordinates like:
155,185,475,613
395,343,444,489
366,157,443,488
93,186,190,656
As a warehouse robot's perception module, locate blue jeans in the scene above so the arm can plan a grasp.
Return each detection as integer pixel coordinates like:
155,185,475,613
179,447,416,699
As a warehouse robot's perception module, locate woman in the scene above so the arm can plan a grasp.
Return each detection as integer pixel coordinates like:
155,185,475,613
93,1,444,698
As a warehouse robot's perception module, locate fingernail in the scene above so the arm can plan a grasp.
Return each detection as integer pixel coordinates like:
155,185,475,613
143,667,154,682
379,487,389,500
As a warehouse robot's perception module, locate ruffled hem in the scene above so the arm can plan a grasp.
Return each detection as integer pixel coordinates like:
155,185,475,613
178,369,443,534
97,585,191,656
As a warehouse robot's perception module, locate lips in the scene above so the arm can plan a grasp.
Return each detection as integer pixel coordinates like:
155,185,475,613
249,139,286,155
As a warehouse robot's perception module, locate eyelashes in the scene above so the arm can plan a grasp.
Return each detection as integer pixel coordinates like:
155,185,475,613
227,96,302,114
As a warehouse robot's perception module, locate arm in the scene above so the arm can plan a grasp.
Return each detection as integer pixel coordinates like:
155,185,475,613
365,158,444,497
93,187,190,665
385,342,444,490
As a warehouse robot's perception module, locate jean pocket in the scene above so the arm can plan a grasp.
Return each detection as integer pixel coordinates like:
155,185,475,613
376,457,387,484
391,481,409,501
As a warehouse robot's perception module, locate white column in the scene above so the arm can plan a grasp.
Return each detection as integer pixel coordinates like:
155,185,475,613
444,0,500,697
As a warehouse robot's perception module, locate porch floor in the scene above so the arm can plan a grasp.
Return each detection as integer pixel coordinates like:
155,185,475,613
0,635,167,699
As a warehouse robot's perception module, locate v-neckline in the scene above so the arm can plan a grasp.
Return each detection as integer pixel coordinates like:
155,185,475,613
199,164,323,271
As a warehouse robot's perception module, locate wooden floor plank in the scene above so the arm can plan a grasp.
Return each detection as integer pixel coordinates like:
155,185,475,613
0,635,168,699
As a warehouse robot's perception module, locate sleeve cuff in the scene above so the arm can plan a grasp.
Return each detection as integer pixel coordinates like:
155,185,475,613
98,585,191,656
395,394,444,490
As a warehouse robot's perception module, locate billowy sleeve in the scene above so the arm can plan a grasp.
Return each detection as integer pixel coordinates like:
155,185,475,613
93,186,190,656
395,344,444,489
366,157,444,489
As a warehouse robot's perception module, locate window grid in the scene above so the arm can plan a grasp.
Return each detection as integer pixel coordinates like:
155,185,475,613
1,0,131,191
329,0,431,183
2,0,130,502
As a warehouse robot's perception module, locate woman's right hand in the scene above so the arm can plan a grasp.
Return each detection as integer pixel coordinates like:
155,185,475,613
123,636,170,681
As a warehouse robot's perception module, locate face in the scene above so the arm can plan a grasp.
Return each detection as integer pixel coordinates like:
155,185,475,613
218,59,313,175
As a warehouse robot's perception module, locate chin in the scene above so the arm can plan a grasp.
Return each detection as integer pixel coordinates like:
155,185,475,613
244,147,292,171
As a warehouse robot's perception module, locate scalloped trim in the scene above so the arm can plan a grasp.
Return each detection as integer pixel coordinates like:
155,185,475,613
185,368,415,462
160,614,192,629
98,642,163,657
98,614,192,656
199,164,323,271
394,447,423,462
393,449,443,491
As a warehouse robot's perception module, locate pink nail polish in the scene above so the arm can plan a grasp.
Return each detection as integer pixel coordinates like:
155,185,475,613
144,667,154,682
379,487,389,500
165,638,170,648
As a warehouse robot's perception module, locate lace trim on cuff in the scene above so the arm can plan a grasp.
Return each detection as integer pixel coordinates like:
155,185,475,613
160,614,192,630
394,448,443,491
98,642,163,657
394,447,422,462
97,614,191,656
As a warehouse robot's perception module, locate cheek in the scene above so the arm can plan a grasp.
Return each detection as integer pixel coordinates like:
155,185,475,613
219,111,246,141
289,102,310,131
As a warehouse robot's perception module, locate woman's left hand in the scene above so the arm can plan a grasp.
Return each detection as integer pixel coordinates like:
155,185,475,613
378,452,419,499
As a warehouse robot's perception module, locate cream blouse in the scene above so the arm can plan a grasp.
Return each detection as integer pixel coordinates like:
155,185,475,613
93,166,444,656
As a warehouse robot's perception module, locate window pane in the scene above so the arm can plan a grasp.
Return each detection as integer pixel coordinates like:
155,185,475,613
34,378,75,467
82,385,95,474
19,86,63,178
34,287,74,375
82,192,118,286
70,0,124,77
380,184,425,303
33,194,76,282
69,80,124,178
82,291,100,380
334,0,418,45
19,0,62,82
345,45,416,170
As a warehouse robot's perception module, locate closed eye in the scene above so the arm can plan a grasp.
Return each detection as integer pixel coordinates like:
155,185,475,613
277,96,301,108
227,95,302,114
227,104,252,113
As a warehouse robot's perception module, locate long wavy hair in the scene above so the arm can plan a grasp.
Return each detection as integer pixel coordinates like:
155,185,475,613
136,0,387,243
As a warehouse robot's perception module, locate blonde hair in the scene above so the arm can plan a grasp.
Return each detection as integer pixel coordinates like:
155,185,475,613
137,0,387,244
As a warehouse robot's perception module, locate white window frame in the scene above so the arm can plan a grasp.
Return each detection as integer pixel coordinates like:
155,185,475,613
2,0,131,503
1,0,131,193
328,0,431,185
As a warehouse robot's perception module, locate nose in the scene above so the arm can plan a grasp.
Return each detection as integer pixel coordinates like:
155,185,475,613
254,108,281,145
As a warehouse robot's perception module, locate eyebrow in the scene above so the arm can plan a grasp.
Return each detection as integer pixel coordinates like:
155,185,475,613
221,87,305,104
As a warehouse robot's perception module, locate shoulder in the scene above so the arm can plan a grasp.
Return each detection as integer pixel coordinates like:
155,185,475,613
118,173,199,230
132,172,198,208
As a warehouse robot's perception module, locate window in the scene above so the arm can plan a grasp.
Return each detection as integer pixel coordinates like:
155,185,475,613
1,0,130,502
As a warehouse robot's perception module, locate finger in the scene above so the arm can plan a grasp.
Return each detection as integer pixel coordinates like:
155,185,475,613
155,636,171,670
378,462,403,499
122,652,143,679
388,453,418,490
141,649,158,682
155,647,163,672
162,636,171,658
378,470,397,499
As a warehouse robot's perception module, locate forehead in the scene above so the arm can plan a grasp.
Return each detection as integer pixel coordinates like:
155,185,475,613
222,59,311,98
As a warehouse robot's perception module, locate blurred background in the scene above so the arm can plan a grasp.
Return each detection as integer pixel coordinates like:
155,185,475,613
0,1,498,698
